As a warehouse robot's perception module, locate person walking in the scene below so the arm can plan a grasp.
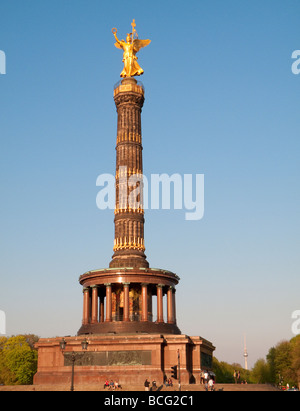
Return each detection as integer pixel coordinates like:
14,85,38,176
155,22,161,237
208,377,215,391
144,378,150,391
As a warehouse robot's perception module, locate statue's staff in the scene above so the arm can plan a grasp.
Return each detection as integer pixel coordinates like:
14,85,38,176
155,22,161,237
131,19,137,44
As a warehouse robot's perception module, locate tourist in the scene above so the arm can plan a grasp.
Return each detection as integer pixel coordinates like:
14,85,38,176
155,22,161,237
233,370,237,384
168,378,173,387
104,379,110,389
208,377,215,391
108,380,115,390
144,378,150,391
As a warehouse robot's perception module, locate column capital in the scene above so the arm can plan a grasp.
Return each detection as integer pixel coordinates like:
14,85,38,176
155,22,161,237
83,287,90,293
104,283,112,287
123,282,130,286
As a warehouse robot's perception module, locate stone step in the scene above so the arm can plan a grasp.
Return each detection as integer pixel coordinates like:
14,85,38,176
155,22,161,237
0,383,280,391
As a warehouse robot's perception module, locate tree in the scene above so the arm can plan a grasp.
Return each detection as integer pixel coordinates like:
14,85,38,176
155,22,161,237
290,335,300,387
251,358,271,383
266,347,276,384
0,335,38,385
213,358,250,383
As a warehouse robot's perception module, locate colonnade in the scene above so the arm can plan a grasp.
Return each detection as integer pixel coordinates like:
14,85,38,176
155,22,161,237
82,283,177,327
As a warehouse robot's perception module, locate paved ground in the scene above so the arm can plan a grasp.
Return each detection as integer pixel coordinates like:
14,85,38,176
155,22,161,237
0,383,280,391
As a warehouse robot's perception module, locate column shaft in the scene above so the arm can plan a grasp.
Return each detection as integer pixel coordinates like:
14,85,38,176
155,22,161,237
157,285,164,323
123,283,130,322
141,284,148,322
91,286,98,324
105,284,112,322
82,288,90,325
167,287,175,324
100,295,105,323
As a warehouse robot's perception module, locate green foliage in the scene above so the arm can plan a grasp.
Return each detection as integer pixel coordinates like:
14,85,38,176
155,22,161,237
213,357,250,383
251,358,271,383
252,335,300,387
213,334,300,388
0,335,38,385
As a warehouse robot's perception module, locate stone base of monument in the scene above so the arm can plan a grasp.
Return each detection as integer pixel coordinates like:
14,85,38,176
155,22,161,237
34,334,215,386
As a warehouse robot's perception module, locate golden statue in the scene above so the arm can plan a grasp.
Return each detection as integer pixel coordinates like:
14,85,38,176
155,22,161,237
112,19,151,78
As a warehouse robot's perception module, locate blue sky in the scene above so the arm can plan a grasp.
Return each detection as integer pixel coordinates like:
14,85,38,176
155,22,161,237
0,0,299,368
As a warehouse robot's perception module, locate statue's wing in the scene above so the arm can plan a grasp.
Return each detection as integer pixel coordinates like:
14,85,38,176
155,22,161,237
114,41,123,50
133,39,151,53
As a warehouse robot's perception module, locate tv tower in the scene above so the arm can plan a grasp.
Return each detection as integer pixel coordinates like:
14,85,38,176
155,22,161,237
243,334,249,370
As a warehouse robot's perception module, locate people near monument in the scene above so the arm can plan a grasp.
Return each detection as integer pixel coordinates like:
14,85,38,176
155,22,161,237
204,371,209,383
151,380,157,390
104,379,110,389
200,370,205,384
108,380,115,390
233,370,237,384
208,378,215,391
144,378,150,391
164,377,173,387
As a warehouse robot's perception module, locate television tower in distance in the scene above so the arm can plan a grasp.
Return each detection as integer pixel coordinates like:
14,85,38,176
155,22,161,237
243,334,249,370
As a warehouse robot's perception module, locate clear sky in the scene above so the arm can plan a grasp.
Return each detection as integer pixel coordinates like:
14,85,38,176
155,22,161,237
0,0,299,368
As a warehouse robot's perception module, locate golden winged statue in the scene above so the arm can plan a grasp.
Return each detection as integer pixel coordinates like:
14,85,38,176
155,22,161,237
112,20,151,78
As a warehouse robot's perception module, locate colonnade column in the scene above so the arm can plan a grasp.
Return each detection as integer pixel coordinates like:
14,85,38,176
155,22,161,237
157,284,164,323
100,295,105,323
105,283,112,322
91,285,98,324
141,283,148,322
123,283,130,322
167,286,176,324
82,288,90,325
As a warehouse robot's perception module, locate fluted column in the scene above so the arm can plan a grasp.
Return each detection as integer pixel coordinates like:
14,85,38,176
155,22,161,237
82,288,90,325
167,286,175,324
157,284,164,323
141,283,148,322
91,285,98,324
100,295,105,323
110,77,149,269
105,283,112,322
123,283,130,322
173,288,177,325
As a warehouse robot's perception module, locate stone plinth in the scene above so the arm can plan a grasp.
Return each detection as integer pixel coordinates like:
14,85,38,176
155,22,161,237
34,334,215,386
